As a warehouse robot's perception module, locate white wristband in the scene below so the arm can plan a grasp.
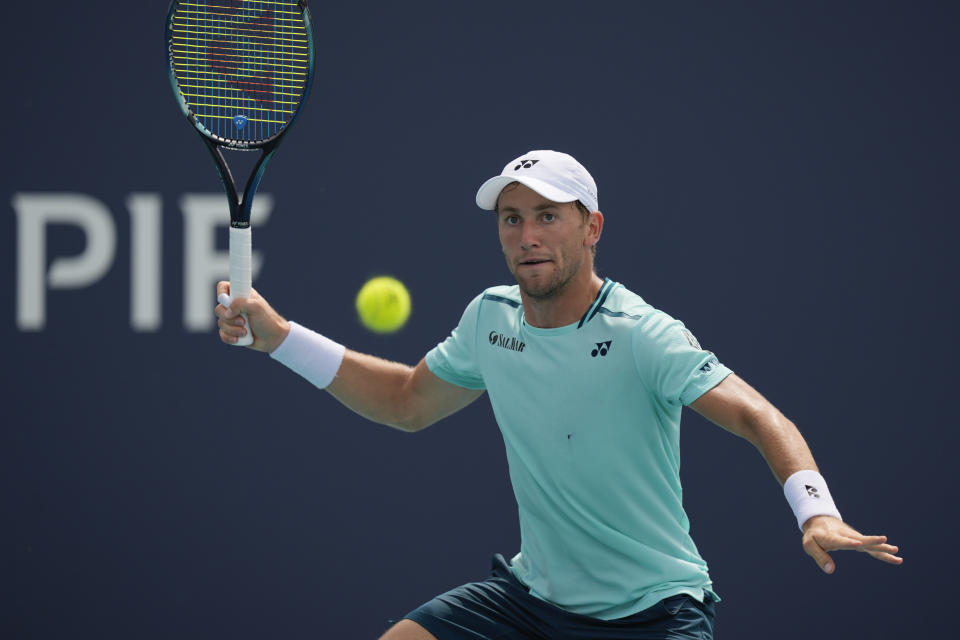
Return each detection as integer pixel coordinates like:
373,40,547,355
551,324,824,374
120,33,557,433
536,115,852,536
269,321,346,389
784,469,842,531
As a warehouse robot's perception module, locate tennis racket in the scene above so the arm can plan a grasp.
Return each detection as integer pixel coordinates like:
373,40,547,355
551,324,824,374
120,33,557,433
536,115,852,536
166,0,315,345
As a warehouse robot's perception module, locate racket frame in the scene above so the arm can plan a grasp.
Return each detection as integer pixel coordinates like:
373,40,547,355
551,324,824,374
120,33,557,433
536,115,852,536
165,0,315,343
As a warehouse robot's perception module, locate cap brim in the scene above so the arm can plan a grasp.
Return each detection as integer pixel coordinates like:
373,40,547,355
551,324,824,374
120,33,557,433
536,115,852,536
475,175,579,211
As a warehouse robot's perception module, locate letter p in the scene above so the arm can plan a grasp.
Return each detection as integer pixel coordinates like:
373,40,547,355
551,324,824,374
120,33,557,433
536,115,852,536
13,193,117,330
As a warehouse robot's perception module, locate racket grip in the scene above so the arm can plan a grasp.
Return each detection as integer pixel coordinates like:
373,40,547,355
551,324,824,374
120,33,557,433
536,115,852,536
229,226,254,346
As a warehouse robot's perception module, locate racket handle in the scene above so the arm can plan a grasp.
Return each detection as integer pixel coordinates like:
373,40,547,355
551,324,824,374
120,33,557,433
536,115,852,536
229,226,254,346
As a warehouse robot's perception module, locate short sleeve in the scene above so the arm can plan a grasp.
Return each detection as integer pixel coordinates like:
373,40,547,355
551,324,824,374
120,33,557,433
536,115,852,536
632,311,732,406
425,293,487,390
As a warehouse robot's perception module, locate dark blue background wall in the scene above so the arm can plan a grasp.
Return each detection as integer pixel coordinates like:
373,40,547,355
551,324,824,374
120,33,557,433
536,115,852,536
2,1,956,638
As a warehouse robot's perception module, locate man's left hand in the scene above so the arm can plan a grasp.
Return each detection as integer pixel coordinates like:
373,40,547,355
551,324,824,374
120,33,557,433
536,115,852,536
801,515,903,574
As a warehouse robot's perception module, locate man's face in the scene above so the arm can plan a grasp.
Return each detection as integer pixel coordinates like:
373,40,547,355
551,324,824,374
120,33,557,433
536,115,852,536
497,183,594,300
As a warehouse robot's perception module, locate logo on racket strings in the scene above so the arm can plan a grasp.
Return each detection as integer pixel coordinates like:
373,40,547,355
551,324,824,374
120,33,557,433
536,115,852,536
232,114,248,130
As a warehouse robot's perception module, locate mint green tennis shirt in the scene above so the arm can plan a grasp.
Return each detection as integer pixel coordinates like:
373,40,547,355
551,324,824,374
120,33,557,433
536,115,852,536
425,279,733,620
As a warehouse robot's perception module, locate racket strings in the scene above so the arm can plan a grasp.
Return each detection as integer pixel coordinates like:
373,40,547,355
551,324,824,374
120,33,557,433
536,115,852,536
169,0,311,142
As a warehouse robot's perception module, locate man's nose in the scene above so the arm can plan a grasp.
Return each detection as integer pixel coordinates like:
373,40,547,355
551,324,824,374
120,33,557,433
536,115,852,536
520,223,540,250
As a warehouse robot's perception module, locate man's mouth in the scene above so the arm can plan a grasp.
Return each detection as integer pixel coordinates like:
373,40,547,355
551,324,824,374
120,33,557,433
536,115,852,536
519,258,550,266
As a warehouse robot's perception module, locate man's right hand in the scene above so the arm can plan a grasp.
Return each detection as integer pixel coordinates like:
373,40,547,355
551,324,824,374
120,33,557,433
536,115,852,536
215,281,290,353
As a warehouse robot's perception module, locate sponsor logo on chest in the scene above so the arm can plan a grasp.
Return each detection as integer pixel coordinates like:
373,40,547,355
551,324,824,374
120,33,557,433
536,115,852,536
488,330,526,353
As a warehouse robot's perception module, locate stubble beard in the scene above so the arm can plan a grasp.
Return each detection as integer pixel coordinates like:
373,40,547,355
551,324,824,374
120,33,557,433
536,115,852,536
510,250,584,301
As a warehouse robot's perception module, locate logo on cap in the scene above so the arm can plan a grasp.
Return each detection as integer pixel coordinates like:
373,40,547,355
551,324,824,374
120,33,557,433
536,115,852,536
513,159,539,171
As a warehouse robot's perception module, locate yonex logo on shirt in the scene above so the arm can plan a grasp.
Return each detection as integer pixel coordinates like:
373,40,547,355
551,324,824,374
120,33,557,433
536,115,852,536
513,159,539,171
488,330,526,353
591,341,612,357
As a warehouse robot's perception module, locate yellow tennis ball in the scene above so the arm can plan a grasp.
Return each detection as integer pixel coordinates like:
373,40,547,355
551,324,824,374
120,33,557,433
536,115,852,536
355,276,411,333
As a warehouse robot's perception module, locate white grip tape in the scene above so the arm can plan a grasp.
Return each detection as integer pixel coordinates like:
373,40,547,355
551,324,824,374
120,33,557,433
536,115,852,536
228,226,253,346
270,322,346,389
784,469,842,531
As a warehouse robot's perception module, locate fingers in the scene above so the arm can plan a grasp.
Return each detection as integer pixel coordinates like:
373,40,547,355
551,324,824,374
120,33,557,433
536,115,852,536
216,281,259,307
215,281,249,345
803,528,876,574
803,522,904,574
831,535,874,550
215,283,235,321
866,551,904,565
219,326,247,344
802,536,836,574
860,542,903,565
825,531,902,562
860,542,898,555
215,285,258,321
214,283,283,351
810,529,869,550
217,312,247,344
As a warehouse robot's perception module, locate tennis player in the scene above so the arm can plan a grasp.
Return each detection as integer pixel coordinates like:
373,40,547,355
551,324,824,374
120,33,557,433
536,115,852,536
215,150,902,640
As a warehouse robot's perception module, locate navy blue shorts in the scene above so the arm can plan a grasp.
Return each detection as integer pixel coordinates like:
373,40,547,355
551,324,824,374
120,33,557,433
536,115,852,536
402,555,716,640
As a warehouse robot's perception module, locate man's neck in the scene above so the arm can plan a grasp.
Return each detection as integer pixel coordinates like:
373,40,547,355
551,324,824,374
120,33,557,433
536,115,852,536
520,271,605,329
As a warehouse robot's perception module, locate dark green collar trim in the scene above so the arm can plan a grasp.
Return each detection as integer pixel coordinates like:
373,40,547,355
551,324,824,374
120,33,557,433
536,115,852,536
577,278,614,329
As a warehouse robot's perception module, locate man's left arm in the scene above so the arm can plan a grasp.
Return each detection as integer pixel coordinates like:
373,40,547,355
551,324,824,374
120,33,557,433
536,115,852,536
689,373,903,574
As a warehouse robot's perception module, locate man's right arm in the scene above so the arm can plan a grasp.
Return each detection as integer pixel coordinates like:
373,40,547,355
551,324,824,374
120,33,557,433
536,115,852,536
215,281,483,432
326,353,484,432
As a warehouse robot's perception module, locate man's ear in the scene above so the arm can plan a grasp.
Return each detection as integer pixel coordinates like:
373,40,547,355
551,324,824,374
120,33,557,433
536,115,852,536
585,210,604,248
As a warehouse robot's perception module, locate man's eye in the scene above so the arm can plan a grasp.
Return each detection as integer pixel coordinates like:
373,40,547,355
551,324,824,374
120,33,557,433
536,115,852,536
506,216,519,225
543,213,556,222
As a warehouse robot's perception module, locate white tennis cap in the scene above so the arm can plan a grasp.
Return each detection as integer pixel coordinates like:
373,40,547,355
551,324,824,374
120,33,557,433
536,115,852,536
475,150,598,212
